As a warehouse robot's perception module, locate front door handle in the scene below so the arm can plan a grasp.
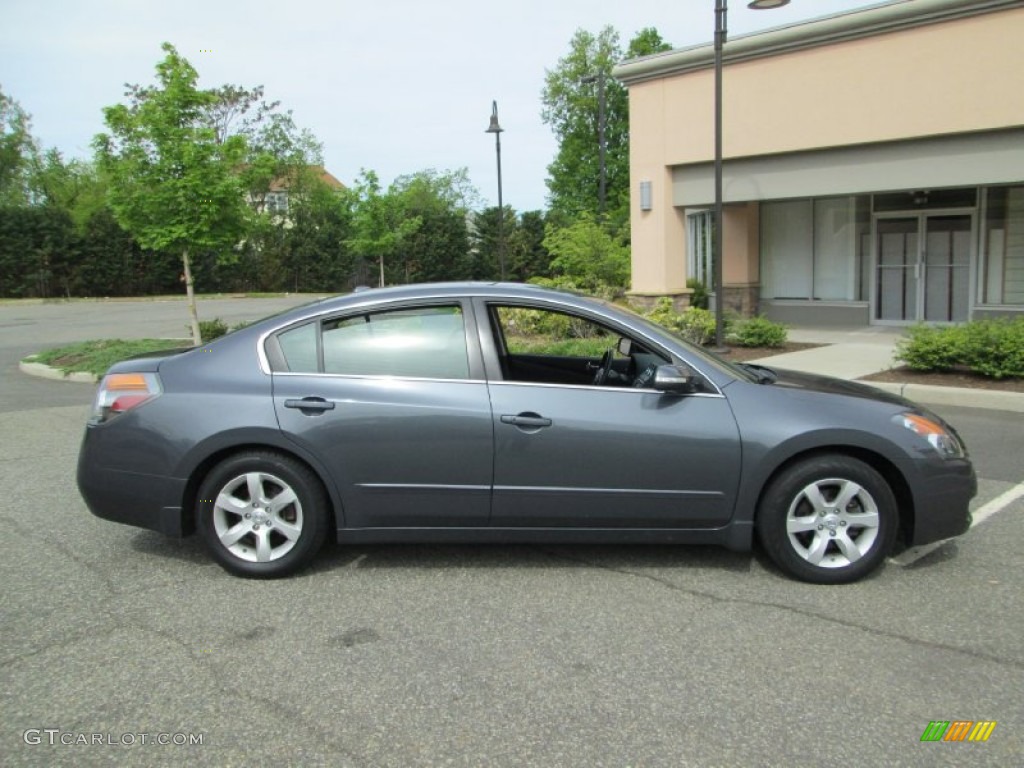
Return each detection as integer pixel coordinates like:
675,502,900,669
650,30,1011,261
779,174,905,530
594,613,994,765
500,413,552,428
284,397,335,413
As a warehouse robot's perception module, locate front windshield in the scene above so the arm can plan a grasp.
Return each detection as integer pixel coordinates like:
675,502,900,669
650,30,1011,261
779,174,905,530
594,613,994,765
603,300,761,384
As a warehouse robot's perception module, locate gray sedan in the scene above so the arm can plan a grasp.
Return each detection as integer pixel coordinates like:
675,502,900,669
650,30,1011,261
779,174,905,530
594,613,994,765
77,282,975,583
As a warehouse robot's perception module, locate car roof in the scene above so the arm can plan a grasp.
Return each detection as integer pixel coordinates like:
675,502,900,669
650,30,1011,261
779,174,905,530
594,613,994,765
280,282,596,321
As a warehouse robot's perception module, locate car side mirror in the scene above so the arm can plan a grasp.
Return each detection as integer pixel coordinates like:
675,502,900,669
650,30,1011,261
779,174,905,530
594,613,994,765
617,337,632,357
653,364,698,395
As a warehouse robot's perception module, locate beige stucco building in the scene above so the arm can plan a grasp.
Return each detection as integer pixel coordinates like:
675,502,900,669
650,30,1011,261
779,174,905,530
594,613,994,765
613,0,1024,325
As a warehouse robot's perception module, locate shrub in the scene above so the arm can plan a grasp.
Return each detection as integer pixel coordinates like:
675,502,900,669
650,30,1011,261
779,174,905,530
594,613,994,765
195,317,230,342
729,316,788,348
896,318,1024,379
895,324,964,372
960,318,1024,379
645,297,718,346
686,278,709,310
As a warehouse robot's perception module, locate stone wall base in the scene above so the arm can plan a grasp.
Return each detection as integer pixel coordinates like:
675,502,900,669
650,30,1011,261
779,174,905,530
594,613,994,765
626,292,693,313
719,285,760,317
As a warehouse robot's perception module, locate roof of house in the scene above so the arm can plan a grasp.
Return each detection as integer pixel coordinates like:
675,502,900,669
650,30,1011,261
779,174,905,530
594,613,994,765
267,165,345,192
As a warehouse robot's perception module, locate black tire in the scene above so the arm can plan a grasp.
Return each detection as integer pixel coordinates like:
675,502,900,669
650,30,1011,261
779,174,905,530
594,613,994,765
196,451,329,578
756,454,897,584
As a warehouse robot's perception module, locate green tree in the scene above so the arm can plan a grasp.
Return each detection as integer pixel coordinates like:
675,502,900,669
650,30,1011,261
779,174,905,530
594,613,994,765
542,214,630,294
506,210,551,281
94,43,249,343
279,178,356,292
0,205,73,297
30,150,108,231
347,170,421,287
469,205,512,281
392,169,477,283
541,27,671,232
0,87,38,205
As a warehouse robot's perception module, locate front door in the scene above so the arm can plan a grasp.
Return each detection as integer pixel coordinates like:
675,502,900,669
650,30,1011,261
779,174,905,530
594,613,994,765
478,300,742,530
875,213,972,323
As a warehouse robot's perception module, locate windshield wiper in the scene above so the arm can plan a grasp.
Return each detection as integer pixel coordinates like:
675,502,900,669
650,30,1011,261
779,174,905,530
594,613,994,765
739,362,778,384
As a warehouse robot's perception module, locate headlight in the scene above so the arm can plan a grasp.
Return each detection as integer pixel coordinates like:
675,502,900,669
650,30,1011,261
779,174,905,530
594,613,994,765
896,412,964,458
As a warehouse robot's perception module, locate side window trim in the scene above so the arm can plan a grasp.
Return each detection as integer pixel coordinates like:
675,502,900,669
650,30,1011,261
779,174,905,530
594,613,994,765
473,297,673,387
271,299,484,381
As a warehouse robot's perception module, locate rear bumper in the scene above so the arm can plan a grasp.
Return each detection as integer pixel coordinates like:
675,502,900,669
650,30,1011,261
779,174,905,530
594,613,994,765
906,457,976,546
77,431,186,537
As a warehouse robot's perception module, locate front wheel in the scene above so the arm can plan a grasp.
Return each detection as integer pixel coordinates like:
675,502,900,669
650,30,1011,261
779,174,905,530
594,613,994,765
197,451,329,578
756,455,898,584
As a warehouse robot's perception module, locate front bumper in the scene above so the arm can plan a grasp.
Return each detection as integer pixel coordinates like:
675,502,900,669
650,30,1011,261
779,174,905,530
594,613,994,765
905,457,976,546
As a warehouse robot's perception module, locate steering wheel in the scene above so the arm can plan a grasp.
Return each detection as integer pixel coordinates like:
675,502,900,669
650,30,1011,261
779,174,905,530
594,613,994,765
592,348,615,386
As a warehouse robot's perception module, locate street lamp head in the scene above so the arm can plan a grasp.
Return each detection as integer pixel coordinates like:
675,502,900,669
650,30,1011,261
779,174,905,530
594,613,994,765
485,100,503,134
748,0,790,8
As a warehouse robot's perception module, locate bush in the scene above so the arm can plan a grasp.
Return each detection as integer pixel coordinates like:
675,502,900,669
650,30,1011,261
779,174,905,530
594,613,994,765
896,318,1024,379
195,318,230,341
729,316,788,348
686,278,709,310
645,297,718,346
960,319,1024,379
895,324,965,372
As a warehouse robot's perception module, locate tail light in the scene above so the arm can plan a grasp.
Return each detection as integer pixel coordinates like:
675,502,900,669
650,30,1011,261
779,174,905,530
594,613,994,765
90,372,162,424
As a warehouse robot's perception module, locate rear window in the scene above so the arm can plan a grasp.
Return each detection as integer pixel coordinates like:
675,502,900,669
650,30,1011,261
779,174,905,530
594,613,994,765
274,305,470,380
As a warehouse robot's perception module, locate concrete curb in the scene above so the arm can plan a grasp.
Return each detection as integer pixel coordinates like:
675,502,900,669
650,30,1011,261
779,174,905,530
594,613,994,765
19,358,99,384
860,380,1024,413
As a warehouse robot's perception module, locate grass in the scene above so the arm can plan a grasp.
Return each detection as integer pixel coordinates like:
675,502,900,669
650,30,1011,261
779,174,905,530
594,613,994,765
506,334,611,357
28,338,190,377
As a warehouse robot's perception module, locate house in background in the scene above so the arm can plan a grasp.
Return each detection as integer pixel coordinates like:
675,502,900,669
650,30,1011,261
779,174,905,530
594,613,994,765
614,0,1024,326
251,165,345,220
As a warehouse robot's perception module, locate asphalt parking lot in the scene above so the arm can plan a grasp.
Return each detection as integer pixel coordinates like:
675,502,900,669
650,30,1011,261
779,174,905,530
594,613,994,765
2,297,1022,767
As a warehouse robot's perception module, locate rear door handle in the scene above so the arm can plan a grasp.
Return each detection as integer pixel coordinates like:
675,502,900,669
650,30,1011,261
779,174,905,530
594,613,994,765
284,397,335,412
500,413,552,428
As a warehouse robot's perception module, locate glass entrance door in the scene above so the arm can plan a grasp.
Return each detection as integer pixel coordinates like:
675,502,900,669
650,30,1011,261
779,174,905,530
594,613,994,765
875,214,971,323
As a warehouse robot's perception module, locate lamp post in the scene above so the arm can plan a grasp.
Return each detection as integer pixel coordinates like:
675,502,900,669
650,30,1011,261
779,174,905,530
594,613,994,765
582,73,607,217
713,0,789,348
485,100,506,280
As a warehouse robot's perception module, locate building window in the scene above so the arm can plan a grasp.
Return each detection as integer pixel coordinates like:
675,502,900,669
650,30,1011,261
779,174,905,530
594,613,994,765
686,210,713,287
265,191,289,214
760,196,869,301
981,185,1024,306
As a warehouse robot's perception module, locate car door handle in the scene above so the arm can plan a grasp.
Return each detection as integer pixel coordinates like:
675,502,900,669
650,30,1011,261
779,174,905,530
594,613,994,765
500,413,552,428
284,397,335,412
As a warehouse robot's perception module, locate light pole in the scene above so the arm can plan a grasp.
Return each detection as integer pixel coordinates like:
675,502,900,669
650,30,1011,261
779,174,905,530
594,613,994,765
582,73,607,217
713,0,789,349
485,100,506,281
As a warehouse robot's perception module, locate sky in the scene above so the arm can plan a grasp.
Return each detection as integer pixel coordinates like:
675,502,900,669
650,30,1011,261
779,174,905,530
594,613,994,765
2,0,890,212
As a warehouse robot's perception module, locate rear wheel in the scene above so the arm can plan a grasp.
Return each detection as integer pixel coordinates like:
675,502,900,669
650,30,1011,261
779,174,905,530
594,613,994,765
757,455,897,584
197,451,328,578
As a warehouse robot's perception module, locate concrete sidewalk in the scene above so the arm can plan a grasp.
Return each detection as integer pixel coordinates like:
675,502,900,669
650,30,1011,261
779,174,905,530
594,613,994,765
750,325,1024,413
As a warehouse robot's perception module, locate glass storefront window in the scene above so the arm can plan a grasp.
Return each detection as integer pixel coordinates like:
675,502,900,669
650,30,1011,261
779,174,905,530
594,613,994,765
981,185,1024,305
761,196,868,301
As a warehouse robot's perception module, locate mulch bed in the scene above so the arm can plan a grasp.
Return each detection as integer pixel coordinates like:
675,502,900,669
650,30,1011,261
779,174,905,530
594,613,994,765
860,366,1024,393
717,343,1024,393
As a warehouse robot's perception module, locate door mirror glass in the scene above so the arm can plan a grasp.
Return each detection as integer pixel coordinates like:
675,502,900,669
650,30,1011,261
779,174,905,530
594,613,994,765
653,364,698,395
617,337,632,357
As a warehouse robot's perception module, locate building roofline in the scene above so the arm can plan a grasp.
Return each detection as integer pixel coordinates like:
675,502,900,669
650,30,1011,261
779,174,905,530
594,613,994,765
613,0,1023,86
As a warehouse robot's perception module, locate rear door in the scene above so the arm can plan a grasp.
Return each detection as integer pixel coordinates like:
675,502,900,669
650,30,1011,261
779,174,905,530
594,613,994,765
270,300,494,529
